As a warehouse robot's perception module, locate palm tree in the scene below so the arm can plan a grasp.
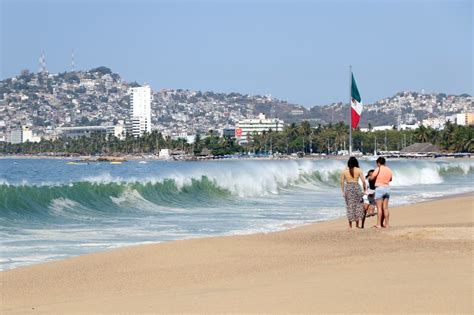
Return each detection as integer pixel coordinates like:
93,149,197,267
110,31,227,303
441,122,456,151
334,122,348,150
414,125,430,143
453,126,473,152
299,121,312,136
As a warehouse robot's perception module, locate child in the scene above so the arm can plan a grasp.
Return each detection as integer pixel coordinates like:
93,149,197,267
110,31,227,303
364,170,377,217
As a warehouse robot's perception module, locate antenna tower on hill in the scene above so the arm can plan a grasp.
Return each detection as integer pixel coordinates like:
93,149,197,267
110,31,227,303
71,49,75,72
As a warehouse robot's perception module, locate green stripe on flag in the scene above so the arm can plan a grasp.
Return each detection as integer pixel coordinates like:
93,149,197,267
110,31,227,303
351,73,361,103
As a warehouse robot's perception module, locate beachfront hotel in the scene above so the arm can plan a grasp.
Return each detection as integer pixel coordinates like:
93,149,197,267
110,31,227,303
236,113,284,143
9,125,41,144
130,85,152,137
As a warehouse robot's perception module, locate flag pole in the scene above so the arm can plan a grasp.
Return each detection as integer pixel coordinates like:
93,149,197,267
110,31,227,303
349,65,352,156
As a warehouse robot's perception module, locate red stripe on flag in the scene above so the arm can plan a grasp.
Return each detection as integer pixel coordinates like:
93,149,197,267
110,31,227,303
351,107,360,128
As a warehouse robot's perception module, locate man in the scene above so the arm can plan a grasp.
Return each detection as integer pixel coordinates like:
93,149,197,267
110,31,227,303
369,157,393,228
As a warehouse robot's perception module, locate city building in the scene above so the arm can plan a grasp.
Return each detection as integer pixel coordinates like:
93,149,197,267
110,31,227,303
9,126,41,143
422,117,446,130
445,114,458,124
456,113,474,126
398,123,420,131
130,85,152,136
360,125,395,132
106,120,126,140
171,133,196,144
159,149,171,159
222,128,236,138
127,117,147,138
10,128,23,144
236,113,284,143
57,126,107,138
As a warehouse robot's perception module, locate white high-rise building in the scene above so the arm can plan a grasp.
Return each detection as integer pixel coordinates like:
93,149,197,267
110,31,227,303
130,85,152,136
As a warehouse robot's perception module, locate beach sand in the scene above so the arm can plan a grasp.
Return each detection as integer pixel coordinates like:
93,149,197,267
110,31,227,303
1,194,473,314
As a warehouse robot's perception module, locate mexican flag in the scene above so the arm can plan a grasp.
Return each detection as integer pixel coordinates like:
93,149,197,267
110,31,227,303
351,73,363,128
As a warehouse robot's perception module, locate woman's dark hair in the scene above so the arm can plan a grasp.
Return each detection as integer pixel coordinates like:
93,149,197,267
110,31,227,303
376,157,386,165
347,156,359,178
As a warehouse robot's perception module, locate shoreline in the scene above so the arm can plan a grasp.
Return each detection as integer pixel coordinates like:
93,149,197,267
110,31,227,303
3,191,472,272
1,153,472,162
2,193,473,313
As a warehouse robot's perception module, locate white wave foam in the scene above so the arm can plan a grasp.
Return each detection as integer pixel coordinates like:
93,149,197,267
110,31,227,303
110,188,147,205
49,197,79,215
4,160,472,198
48,197,96,220
390,163,443,186
161,160,344,197
55,160,474,197
81,173,124,184
110,188,170,212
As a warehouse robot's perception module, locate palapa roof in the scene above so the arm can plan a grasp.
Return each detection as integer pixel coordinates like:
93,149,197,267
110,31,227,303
400,143,440,153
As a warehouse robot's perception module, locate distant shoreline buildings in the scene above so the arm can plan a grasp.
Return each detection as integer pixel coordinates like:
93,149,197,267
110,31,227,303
0,67,473,144
359,112,474,132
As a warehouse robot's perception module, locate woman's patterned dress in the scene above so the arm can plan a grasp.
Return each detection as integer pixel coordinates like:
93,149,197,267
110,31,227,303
344,181,365,222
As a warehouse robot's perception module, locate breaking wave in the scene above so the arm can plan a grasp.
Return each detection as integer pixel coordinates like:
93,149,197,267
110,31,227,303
1,159,472,220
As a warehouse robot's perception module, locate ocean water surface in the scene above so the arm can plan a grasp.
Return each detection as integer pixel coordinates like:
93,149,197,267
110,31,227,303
1,158,472,270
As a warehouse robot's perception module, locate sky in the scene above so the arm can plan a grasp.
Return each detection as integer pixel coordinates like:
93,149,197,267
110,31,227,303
1,0,472,106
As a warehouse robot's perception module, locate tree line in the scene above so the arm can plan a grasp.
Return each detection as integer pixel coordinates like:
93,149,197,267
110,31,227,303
1,121,472,156
247,121,472,154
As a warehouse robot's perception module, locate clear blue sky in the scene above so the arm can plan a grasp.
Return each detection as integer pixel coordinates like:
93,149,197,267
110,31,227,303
1,0,472,106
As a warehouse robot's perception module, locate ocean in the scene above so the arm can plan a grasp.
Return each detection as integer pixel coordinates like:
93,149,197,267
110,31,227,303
1,158,472,270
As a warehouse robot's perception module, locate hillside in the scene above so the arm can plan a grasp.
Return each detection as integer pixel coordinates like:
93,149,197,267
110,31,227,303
0,67,472,138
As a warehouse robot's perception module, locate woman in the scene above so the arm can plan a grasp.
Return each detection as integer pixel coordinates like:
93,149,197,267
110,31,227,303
369,157,393,228
340,156,366,229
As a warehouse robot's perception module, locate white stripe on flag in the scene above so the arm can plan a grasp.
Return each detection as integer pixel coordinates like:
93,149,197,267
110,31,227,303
351,99,363,115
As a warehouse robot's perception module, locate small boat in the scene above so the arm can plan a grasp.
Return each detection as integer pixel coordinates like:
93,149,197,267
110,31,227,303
110,161,122,165
138,161,147,164
97,156,126,162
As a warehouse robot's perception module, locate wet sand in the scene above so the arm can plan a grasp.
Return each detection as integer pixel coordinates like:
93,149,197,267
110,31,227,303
1,194,473,314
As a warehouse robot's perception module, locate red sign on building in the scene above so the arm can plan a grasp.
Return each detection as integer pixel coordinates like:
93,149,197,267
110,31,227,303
235,128,242,137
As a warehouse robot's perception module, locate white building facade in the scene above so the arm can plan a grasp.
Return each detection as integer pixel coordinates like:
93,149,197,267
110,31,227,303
456,113,474,126
107,120,127,140
9,126,41,143
236,113,284,143
57,126,107,138
129,117,148,138
10,129,23,144
130,85,152,137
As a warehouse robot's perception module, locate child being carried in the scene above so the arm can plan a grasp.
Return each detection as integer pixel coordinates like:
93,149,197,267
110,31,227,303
363,169,377,217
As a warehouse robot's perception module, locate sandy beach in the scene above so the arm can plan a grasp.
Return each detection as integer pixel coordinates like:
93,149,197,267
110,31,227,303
1,194,473,314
